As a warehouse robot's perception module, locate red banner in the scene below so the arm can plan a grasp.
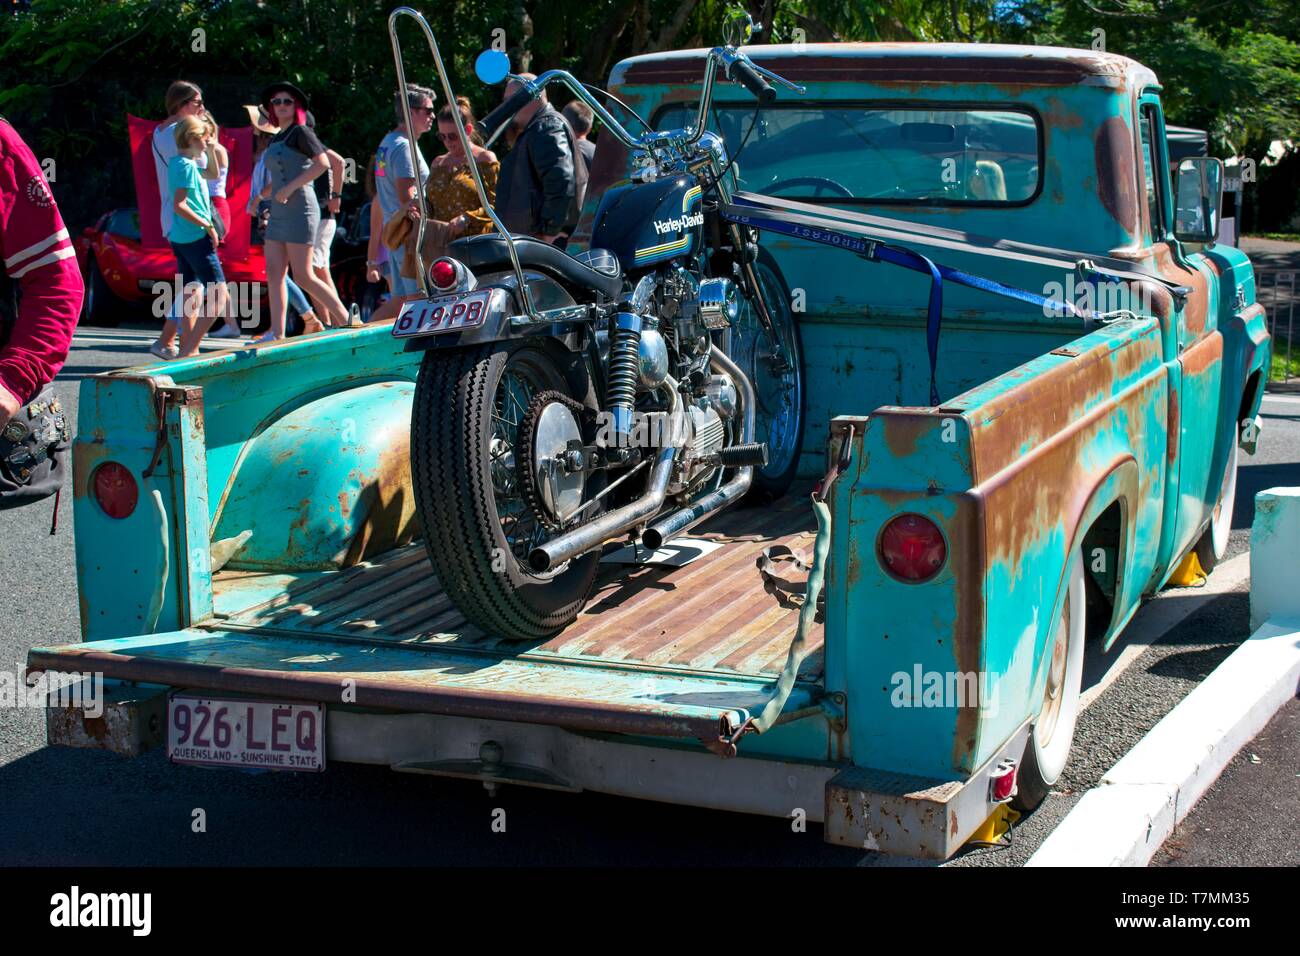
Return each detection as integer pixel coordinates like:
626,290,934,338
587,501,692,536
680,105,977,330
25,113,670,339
128,115,253,262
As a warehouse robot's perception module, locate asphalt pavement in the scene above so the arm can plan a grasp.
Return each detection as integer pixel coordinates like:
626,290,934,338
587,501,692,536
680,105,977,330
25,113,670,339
0,325,1296,866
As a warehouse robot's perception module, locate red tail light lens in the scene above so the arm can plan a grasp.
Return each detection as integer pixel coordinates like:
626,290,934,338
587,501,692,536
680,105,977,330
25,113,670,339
879,513,946,582
93,462,138,519
430,258,458,290
989,758,1018,803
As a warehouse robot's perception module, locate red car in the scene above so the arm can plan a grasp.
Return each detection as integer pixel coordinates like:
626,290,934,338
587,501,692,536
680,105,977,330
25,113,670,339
75,207,267,325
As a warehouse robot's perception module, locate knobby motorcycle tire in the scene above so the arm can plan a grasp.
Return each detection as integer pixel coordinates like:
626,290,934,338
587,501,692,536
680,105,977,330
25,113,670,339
411,343,601,642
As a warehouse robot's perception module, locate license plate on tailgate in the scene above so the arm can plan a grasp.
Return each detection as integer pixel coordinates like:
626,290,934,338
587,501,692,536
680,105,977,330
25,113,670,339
167,693,325,771
393,287,500,338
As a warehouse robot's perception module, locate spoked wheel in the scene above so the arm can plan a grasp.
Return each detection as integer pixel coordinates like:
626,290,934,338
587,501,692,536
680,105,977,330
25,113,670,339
411,343,602,641
728,251,804,500
1013,550,1086,812
1194,436,1239,573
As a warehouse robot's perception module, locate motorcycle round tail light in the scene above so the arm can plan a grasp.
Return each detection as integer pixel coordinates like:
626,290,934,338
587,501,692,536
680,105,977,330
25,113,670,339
879,513,946,582
93,461,138,519
430,258,458,290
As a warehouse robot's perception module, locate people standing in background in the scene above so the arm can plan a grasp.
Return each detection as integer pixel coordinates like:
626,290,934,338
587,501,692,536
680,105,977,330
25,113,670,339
494,74,587,246
165,117,226,358
305,112,350,323
202,117,242,340
149,80,221,360
364,152,388,292
368,84,433,297
245,105,325,336
257,82,349,342
562,100,596,168
371,96,499,324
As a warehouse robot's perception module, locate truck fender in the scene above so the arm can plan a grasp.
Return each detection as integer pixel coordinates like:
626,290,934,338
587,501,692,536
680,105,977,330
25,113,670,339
1026,455,1140,706
210,380,419,572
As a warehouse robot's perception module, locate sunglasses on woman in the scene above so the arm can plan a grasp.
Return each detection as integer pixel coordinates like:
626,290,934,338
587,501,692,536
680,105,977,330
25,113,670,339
270,97,296,107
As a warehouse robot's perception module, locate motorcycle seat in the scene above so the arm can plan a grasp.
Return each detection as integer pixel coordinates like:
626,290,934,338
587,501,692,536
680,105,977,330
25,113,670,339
448,233,624,300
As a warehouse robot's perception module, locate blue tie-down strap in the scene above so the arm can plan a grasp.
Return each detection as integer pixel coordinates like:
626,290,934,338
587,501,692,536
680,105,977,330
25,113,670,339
721,206,1096,406
873,244,1094,407
874,244,944,407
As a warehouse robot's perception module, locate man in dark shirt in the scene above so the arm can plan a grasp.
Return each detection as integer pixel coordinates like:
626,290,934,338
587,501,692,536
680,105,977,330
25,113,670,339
494,75,587,244
562,100,597,168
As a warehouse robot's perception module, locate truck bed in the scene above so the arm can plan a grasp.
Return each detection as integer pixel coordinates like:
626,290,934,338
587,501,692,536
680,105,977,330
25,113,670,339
212,488,824,683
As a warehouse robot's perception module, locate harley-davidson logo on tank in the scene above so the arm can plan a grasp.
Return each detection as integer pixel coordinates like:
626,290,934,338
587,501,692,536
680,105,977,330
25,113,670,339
636,184,703,265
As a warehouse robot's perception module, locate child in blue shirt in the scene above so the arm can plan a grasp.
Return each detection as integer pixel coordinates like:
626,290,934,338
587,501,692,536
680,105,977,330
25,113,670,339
166,116,228,357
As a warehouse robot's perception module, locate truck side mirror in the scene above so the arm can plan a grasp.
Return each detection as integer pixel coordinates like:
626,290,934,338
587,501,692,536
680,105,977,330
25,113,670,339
1173,156,1223,245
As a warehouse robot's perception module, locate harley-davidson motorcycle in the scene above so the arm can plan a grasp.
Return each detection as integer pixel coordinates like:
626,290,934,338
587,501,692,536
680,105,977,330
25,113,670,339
387,8,806,640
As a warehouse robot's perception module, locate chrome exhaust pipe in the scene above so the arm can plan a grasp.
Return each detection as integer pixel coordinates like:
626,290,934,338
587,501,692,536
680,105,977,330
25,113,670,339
641,347,756,551
527,379,679,573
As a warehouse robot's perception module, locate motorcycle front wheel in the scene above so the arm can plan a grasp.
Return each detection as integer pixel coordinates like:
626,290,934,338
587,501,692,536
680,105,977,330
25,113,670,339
411,343,601,641
729,251,805,501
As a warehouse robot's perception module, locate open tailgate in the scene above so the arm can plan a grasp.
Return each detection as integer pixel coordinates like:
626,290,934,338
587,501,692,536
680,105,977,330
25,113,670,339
26,627,814,752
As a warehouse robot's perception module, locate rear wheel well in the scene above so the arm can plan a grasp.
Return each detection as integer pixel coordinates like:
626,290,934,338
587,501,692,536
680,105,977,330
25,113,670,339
1238,370,1263,435
1080,501,1123,643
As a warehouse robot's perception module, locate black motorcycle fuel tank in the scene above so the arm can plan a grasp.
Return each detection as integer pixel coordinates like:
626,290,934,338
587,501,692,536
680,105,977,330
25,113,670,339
590,175,704,274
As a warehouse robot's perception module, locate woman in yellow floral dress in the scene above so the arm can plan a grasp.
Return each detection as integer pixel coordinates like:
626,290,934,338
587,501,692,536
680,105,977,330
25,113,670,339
373,96,498,323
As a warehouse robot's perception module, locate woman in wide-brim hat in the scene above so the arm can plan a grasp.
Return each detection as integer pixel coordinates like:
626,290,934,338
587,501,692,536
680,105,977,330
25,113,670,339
253,81,348,340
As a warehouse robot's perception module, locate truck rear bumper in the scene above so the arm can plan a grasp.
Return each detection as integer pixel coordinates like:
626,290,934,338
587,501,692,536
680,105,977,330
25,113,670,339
44,677,1029,860
27,627,820,756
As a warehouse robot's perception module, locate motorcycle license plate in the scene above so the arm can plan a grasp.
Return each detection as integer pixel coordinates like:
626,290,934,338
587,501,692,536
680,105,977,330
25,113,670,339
167,693,325,772
393,288,496,338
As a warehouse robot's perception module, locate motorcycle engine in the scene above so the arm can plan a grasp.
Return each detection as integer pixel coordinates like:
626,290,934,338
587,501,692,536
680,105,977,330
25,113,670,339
593,267,743,493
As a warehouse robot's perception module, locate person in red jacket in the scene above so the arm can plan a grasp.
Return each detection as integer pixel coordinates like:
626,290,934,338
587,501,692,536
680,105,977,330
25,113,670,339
0,117,82,428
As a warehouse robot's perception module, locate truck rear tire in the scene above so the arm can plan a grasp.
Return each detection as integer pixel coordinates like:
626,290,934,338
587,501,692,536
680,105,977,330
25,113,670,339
1013,551,1086,812
1193,436,1238,574
410,343,601,642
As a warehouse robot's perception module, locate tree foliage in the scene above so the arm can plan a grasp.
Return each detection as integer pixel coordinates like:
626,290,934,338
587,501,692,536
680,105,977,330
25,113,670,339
2,0,1296,229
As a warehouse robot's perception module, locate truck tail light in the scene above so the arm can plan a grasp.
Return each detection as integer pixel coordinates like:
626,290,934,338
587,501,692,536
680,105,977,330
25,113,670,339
989,758,1018,803
878,513,946,581
93,462,138,518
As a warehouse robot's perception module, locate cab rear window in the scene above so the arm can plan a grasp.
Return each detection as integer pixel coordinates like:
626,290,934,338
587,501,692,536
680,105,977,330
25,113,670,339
655,103,1042,206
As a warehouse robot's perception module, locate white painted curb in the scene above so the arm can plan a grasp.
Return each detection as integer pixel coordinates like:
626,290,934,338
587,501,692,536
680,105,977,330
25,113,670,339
1026,617,1300,866
1027,485,1300,867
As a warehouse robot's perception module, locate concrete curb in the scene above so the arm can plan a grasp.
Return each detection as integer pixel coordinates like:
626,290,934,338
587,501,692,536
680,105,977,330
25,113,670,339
1025,617,1300,866
1027,485,1300,867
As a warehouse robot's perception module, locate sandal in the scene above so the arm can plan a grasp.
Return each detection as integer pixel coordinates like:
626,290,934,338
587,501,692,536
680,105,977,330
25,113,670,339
302,316,325,335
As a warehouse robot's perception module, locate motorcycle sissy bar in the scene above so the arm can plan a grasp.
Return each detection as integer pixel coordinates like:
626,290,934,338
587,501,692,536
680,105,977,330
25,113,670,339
386,6,541,321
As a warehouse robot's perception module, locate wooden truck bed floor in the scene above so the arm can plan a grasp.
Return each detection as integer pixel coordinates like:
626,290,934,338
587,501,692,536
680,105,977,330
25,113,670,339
214,489,824,682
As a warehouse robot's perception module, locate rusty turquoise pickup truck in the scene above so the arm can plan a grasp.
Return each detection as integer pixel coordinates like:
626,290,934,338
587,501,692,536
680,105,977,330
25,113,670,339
27,39,1270,860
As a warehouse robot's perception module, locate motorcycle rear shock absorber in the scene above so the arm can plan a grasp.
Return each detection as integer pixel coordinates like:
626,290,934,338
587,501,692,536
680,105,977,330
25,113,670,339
605,311,642,441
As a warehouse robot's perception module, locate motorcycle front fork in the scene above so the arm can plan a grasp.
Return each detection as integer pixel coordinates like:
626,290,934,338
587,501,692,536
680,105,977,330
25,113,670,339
724,221,791,375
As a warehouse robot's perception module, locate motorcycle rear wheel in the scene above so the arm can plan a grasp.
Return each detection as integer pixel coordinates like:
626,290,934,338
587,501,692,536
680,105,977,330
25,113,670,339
411,343,601,641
